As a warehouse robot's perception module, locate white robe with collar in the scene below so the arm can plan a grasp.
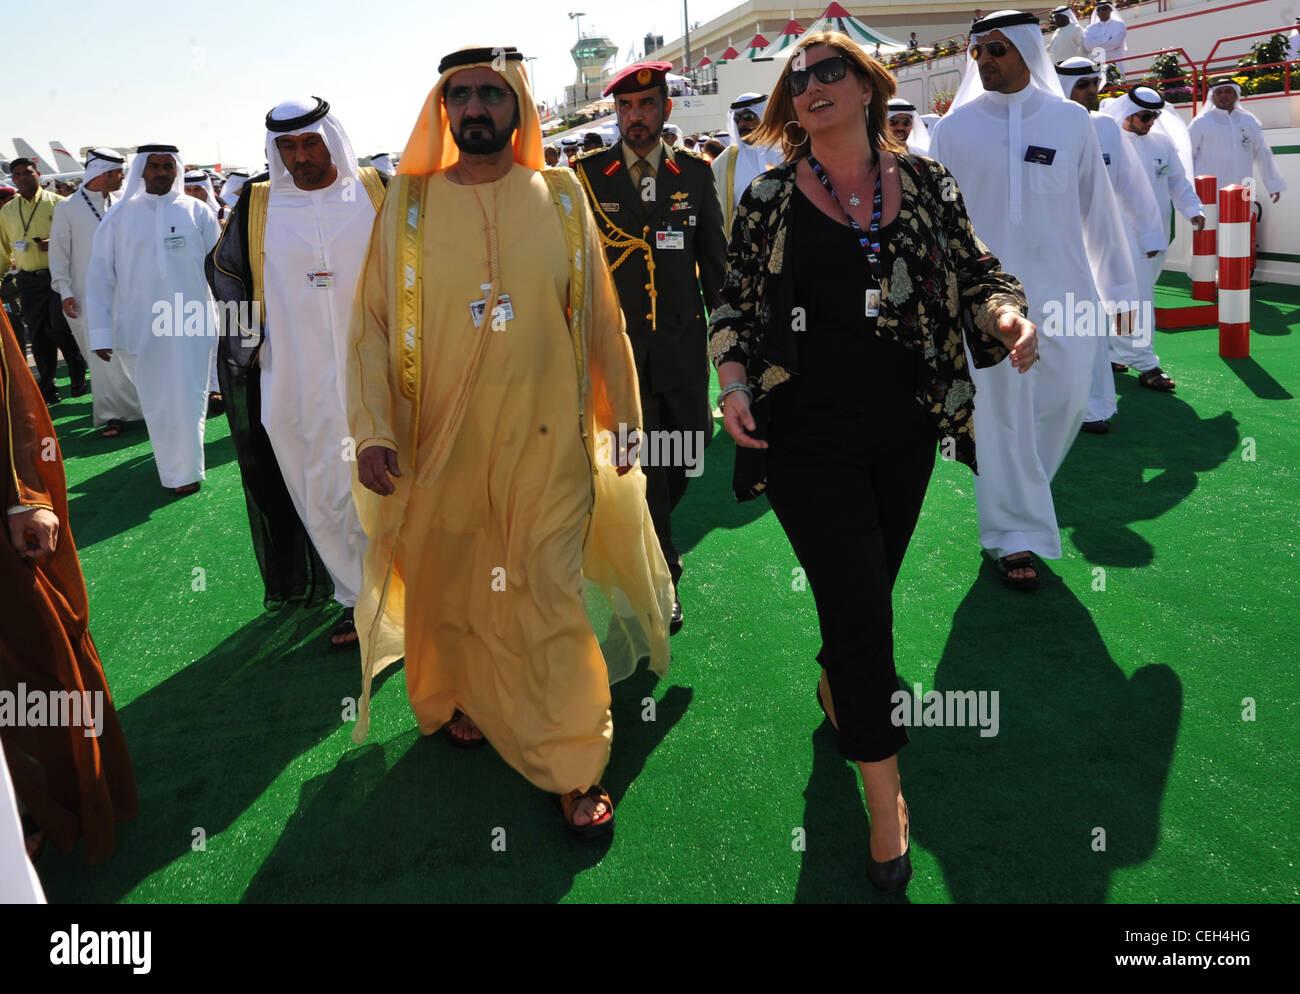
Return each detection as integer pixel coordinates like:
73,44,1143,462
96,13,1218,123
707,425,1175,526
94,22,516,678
1109,128,1206,373
257,173,376,607
1083,19,1127,63
1048,23,1088,63
930,84,1138,560
48,190,144,426
84,190,220,487
1086,112,1166,419
1188,106,1287,197
712,141,783,237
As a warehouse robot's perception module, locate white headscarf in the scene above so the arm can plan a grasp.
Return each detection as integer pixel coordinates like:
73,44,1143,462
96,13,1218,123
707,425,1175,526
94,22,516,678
1054,55,1104,96
82,148,125,186
725,92,768,149
887,97,930,154
264,96,360,193
369,152,395,177
1088,2,1125,30
1052,5,1080,27
115,143,185,208
1100,84,1193,180
950,10,1066,113
221,170,249,206
183,168,221,213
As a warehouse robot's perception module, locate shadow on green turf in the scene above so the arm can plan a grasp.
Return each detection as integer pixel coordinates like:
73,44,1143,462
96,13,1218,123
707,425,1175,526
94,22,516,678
1221,357,1294,401
674,427,770,560
54,405,238,548
1055,378,1239,568
1246,299,1292,337
37,604,363,903
835,559,1182,903
239,665,693,902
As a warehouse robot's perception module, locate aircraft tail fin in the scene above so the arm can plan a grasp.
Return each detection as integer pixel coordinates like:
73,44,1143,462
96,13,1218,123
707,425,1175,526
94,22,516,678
11,138,57,175
50,141,82,172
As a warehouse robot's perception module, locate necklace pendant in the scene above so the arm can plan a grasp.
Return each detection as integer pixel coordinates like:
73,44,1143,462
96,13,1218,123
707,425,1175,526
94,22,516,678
848,193,861,207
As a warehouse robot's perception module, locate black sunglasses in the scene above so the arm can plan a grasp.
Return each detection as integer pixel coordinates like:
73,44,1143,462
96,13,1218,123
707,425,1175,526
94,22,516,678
735,109,760,123
969,40,1012,60
785,55,851,97
1135,110,1161,122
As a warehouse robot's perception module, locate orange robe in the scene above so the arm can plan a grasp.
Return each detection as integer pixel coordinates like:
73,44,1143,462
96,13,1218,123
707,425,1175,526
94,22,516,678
0,306,136,863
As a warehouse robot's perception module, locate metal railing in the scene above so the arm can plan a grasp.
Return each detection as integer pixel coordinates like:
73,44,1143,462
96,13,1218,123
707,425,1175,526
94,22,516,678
1105,46,1203,114
1201,25,1299,102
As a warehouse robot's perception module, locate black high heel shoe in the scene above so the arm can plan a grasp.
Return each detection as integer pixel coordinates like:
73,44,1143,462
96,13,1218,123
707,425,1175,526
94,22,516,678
867,802,912,893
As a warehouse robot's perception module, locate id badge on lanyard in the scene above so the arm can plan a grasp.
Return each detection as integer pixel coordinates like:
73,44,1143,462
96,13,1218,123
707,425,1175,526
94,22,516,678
806,153,884,311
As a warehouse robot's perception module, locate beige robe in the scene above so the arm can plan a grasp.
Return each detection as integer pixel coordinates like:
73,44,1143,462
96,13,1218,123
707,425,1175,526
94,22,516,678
347,163,671,793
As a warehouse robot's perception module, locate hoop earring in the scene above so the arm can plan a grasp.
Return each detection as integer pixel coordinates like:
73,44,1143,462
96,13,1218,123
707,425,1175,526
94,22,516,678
783,120,808,147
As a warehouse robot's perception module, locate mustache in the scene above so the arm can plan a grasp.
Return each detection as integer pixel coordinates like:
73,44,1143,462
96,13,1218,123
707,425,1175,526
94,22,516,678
459,116,496,132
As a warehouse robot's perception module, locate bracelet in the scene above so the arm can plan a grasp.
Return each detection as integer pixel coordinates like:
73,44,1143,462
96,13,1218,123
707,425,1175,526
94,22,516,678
717,381,751,411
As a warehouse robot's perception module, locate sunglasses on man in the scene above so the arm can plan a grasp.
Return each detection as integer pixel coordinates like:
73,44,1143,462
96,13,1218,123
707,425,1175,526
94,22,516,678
785,55,851,97
444,84,512,107
735,110,761,124
969,40,1012,60
1135,110,1161,122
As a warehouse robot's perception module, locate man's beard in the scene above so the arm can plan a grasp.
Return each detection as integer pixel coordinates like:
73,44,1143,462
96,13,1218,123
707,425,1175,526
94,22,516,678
621,118,662,146
292,162,328,184
145,180,172,195
452,114,517,155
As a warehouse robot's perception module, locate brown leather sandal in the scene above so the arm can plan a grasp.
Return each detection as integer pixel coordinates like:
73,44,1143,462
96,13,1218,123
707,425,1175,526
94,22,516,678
558,785,615,840
442,710,487,749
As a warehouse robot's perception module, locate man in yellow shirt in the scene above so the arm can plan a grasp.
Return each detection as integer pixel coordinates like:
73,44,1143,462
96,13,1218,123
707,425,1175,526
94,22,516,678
0,159,87,404
347,45,672,839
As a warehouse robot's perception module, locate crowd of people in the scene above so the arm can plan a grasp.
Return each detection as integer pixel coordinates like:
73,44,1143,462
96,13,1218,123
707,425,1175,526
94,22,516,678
0,3,1290,901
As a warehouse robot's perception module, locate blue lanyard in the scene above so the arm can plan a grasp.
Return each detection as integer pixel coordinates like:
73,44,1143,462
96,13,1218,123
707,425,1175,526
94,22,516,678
81,188,104,222
806,153,882,279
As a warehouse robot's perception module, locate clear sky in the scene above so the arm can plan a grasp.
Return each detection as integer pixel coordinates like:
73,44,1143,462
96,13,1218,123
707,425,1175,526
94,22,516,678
6,0,737,170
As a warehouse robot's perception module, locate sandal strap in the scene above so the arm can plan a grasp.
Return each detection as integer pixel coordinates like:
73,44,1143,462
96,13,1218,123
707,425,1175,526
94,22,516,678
561,785,612,819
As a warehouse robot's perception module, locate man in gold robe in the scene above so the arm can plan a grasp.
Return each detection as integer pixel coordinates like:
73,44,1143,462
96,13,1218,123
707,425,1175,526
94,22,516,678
347,45,672,837
0,306,136,865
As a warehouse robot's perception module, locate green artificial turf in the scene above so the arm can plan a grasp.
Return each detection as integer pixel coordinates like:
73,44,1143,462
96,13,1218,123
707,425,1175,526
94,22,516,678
30,280,1300,903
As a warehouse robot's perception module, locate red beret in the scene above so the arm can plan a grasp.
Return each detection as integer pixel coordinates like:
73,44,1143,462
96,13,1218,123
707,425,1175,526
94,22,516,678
603,61,673,98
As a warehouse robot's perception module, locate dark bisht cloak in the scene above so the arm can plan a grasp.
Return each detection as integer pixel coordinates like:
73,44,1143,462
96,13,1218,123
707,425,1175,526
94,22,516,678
1,306,137,863
205,178,334,610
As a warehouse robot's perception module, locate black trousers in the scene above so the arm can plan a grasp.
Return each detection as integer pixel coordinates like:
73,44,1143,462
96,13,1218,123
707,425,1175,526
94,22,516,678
640,386,705,590
764,396,937,763
16,268,86,397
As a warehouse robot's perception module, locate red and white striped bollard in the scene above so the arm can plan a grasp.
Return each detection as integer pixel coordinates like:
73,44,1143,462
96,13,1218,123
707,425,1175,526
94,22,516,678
1191,175,1218,302
1217,183,1251,358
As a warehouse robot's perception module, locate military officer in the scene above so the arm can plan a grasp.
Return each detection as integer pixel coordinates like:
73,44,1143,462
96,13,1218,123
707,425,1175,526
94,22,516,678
573,61,727,635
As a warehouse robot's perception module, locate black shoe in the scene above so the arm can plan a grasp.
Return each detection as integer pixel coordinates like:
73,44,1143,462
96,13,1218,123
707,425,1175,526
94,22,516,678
70,381,89,398
207,392,226,417
867,803,913,893
1080,420,1109,434
669,597,683,636
42,389,61,405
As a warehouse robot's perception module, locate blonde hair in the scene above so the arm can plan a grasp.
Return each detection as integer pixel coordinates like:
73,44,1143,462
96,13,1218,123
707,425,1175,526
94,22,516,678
750,31,906,163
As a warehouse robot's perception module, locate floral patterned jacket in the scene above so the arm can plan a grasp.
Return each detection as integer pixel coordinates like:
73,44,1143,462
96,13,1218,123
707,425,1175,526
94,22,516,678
708,153,1027,496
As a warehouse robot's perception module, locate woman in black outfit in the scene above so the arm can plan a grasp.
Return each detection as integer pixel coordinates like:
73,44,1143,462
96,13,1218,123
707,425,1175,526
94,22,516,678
708,32,1037,892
